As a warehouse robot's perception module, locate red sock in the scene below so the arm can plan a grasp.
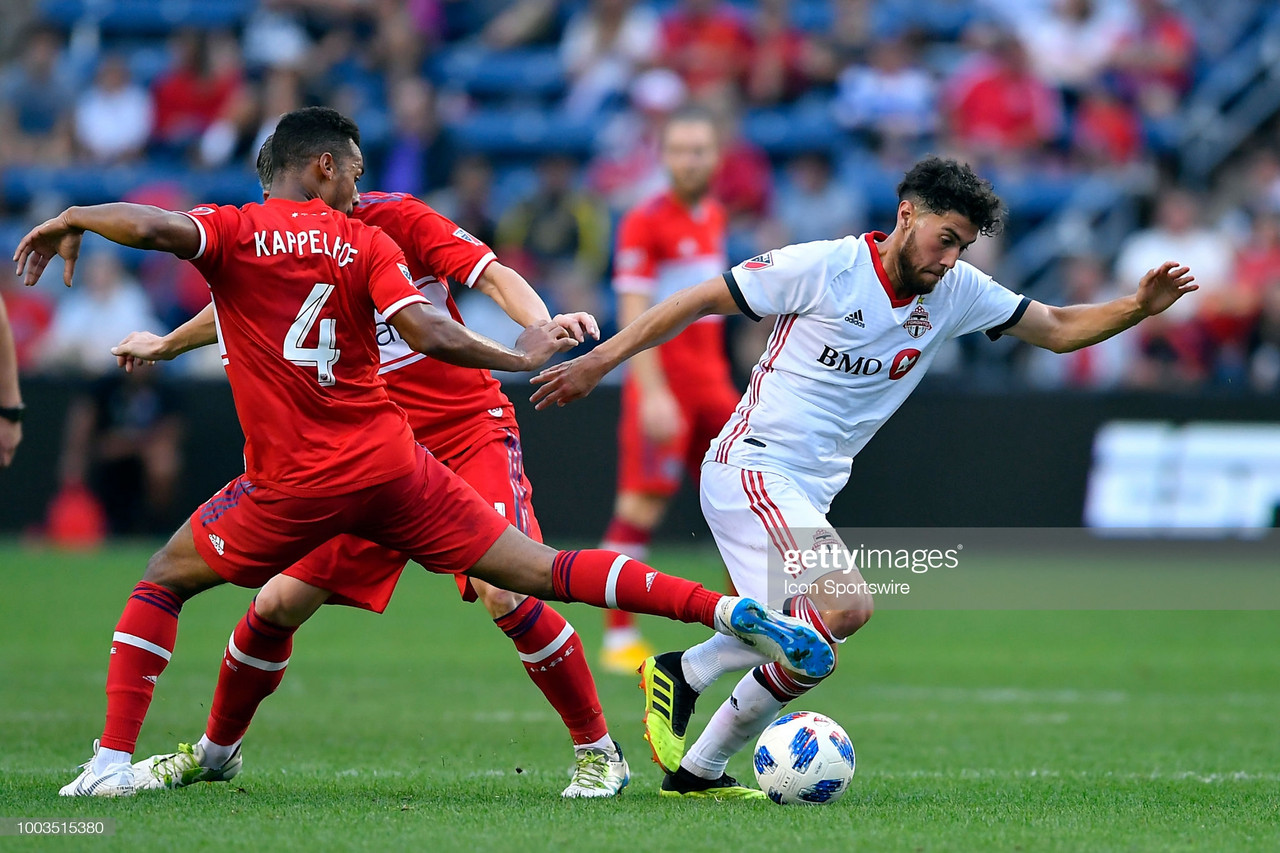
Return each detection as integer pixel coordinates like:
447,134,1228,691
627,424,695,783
551,549,721,628
102,581,183,752
601,518,652,633
205,601,297,746
495,597,609,745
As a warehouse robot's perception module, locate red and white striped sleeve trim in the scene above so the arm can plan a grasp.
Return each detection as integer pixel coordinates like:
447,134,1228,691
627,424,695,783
380,293,430,320
462,251,497,288
180,212,207,260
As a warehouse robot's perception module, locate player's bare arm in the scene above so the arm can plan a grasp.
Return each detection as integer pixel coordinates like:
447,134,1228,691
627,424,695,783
530,274,740,409
0,295,22,467
618,290,684,444
14,203,202,287
113,303,218,372
390,302,576,371
473,260,600,344
1007,261,1197,353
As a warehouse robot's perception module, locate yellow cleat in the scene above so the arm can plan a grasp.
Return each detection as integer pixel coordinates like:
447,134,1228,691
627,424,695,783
639,652,698,773
601,637,656,675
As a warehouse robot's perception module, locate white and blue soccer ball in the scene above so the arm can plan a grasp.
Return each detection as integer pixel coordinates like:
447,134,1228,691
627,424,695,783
752,711,856,805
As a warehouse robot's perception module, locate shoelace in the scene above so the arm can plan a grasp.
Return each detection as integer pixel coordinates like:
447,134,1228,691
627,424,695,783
568,752,610,789
149,743,197,784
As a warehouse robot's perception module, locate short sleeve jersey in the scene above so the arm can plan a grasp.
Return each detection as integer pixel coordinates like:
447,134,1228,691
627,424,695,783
709,232,1029,511
613,191,730,375
351,192,508,460
183,198,428,496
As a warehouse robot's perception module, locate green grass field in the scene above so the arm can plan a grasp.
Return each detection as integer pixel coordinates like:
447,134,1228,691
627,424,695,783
2,541,1278,852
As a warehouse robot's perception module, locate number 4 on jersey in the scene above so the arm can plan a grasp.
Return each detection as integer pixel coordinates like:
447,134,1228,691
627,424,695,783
285,283,341,386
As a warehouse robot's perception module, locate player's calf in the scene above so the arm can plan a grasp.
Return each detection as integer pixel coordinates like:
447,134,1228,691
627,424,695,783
808,570,874,640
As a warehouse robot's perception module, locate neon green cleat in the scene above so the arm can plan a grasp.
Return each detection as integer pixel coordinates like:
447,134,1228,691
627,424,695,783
133,742,242,790
639,652,698,774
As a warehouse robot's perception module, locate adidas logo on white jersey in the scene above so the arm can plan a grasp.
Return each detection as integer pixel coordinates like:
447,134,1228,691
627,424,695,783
844,310,865,327
208,533,225,556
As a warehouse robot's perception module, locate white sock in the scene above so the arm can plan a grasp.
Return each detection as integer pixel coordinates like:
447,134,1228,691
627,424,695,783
680,672,786,780
681,633,771,693
197,734,240,768
576,733,615,755
93,747,132,773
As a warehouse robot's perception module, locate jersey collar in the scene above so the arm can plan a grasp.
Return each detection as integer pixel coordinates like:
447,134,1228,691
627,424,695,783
865,232,915,308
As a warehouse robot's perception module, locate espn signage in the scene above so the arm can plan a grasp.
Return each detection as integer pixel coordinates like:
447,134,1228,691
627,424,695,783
1085,421,1280,533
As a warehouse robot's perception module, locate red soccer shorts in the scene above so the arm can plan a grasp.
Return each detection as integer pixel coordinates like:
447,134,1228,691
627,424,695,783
191,443,509,598
280,426,541,611
617,366,740,498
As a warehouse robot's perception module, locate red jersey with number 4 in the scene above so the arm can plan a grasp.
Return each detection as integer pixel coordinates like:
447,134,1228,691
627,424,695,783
612,191,732,384
351,192,509,461
183,198,428,496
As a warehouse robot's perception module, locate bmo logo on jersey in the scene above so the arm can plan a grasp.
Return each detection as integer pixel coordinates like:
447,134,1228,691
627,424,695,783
889,348,922,380
816,345,883,376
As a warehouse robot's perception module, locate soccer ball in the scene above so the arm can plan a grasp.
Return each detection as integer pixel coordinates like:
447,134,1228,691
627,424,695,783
752,711,856,805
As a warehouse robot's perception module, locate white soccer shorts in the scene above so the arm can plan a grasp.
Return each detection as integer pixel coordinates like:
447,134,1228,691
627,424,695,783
700,460,846,606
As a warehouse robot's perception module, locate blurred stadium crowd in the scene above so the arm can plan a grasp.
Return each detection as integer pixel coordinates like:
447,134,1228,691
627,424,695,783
3,0,1280,396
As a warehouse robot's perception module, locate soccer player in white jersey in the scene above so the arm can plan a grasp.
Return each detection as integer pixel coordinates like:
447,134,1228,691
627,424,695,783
531,156,1197,798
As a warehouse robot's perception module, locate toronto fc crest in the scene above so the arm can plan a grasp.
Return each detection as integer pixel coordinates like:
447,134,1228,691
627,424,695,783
902,301,932,339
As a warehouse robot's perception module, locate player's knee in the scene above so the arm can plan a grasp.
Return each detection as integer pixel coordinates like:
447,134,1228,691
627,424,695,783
476,584,525,620
824,600,873,640
141,544,200,600
254,578,326,627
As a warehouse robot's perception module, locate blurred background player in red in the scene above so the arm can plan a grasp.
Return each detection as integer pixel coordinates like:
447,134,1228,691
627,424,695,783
600,106,740,672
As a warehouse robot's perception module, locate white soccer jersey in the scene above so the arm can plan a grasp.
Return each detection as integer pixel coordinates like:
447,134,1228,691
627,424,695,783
707,232,1029,511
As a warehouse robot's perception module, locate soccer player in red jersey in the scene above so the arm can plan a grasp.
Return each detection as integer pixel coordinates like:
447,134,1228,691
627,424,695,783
115,140,630,797
599,106,742,671
15,107,833,797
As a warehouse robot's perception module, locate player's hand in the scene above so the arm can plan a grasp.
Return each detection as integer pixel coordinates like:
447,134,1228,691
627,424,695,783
515,319,577,371
13,212,84,287
1136,262,1197,317
0,419,20,467
551,312,601,344
529,352,609,409
640,384,685,444
111,331,173,372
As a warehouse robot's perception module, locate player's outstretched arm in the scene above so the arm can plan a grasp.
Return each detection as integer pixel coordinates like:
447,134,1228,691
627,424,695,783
112,303,219,372
390,302,576,371
474,261,600,343
1005,261,1197,353
14,204,202,287
530,274,741,409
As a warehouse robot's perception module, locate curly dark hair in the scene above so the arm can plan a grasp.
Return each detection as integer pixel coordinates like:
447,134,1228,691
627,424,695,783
896,157,1005,237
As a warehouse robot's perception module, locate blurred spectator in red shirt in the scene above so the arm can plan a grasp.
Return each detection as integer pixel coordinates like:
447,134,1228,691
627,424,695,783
1110,0,1195,119
1212,213,1280,354
945,30,1063,165
660,0,754,98
0,278,53,372
1071,84,1144,166
745,0,823,106
151,30,244,154
707,93,773,230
